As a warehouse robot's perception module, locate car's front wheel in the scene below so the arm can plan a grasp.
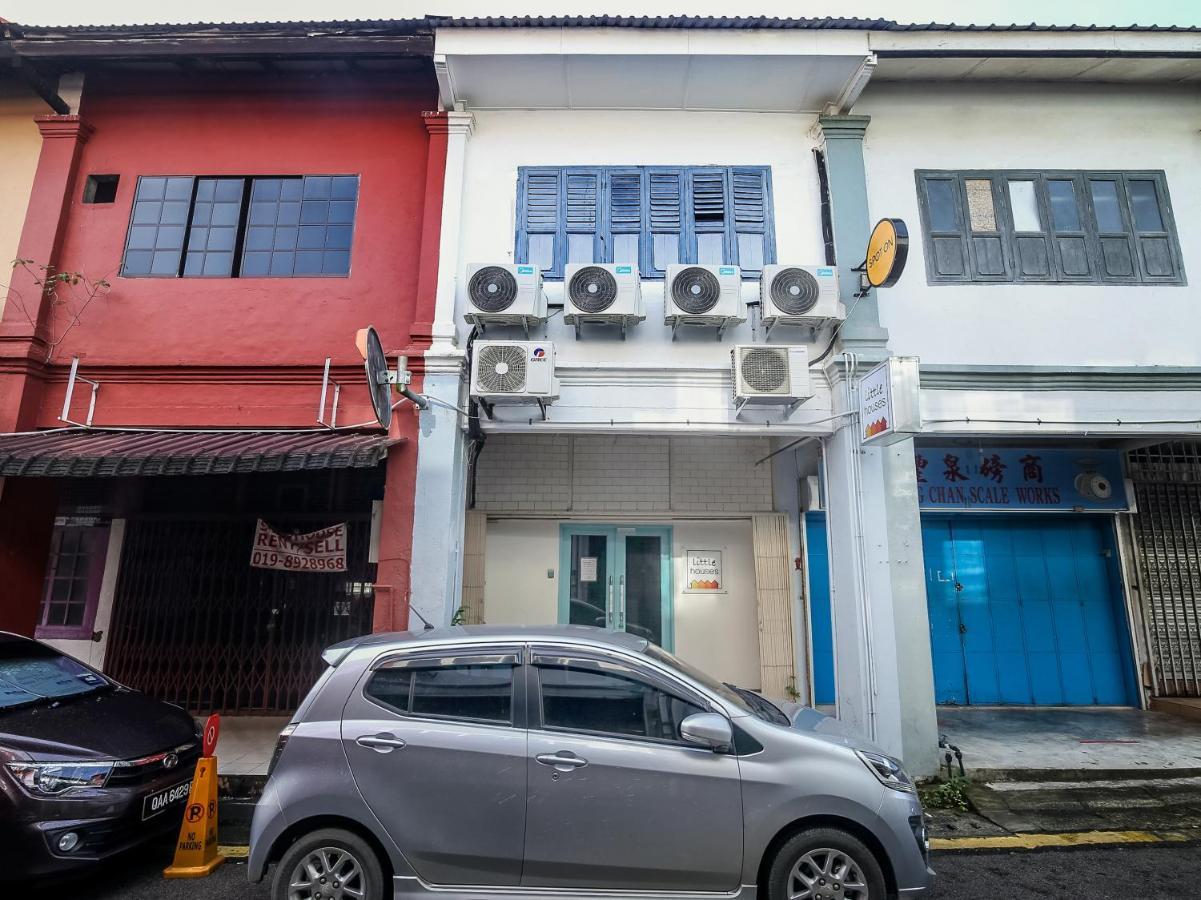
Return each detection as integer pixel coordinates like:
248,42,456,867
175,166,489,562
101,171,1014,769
273,827,385,900
766,827,886,900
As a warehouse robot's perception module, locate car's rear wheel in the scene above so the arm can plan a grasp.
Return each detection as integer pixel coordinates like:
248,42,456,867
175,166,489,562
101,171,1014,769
766,827,886,900
273,827,384,900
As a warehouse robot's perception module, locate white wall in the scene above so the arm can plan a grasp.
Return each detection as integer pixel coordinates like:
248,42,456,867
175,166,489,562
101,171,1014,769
482,516,762,688
857,82,1201,368
457,108,837,433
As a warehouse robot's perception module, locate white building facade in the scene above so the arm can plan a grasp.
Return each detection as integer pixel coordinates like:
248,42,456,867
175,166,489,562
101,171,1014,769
410,16,1201,775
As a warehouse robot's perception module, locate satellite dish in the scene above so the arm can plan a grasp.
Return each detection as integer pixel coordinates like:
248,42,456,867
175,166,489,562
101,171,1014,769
363,326,392,429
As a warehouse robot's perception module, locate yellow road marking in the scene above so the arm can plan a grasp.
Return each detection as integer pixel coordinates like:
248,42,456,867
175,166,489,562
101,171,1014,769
931,830,1194,852
218,845,249,859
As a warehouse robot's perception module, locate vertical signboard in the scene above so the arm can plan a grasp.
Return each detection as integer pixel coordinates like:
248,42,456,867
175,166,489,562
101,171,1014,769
858,356,921,445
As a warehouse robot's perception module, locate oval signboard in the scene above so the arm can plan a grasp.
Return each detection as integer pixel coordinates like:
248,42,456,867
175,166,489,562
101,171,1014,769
865,218,909,288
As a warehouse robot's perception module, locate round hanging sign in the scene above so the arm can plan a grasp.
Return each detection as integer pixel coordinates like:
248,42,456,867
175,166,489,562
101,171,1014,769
865,218,909,288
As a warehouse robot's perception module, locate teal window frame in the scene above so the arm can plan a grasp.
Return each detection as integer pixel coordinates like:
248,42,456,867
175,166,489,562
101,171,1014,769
557,524,674,651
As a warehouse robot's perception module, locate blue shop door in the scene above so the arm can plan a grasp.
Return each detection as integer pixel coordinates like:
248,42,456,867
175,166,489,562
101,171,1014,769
923,516,1135,706
805,513,836,705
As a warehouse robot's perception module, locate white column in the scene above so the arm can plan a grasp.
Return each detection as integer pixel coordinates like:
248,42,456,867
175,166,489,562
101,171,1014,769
408,109,475,629
822,356,939,775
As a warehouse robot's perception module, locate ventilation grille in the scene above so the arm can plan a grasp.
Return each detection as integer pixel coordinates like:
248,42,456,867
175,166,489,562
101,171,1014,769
670,267,721,315
770,268,822,316
568,266,618,313
476,345,528,393
468,267,519,313
740,348,789,394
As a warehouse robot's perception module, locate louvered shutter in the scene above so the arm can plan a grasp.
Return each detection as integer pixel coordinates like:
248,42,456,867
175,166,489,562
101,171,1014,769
518,168,562,278
647,169,684,276
565,169,601,269
918,174,971,282
1124,174,1183,282
689,168,728,266
607,169,643,267
731,167,773,275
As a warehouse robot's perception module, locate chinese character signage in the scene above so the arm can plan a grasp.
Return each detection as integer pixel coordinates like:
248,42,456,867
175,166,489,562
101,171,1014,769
685,550,724,593
251,520,348,572
915,448,1128,511
858,356,921,445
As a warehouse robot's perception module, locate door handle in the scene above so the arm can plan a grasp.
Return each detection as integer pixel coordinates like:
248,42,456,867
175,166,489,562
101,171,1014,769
607,575,614,628
535,752,588,770
356,734,407,753
618,575,626,630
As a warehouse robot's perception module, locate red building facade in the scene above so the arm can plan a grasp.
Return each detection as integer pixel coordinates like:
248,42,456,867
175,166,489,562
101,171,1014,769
0,22,443,713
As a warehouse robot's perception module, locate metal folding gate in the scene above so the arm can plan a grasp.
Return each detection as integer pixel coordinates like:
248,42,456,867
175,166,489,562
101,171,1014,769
105,516,375,714
1127,442,1201,697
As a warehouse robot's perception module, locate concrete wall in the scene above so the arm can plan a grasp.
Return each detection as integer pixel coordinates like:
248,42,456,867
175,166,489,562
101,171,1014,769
482,517,762,688
857,81,1201,368
0,87,45,318
474,434,775,513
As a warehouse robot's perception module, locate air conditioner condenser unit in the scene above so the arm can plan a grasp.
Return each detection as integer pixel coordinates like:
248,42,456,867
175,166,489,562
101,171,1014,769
759,265,843,335
563,263,644,337
470,340,559,419
664,264,745,337
463,263,547,332
731,344,813,414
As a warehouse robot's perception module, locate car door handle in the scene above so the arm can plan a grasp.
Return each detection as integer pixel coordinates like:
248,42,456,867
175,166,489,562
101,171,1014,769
356,734,407,753
535,752,588,770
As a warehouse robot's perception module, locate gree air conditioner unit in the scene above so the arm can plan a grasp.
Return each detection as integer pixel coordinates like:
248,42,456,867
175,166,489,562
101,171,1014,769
563,263,645,337
463,263,547,332
731,344,813,414
759,265,843,334
470,340,559,419
664,264,745,337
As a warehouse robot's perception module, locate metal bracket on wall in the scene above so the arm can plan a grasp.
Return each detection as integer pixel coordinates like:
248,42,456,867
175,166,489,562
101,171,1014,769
59,356,100,427
316,357,342,428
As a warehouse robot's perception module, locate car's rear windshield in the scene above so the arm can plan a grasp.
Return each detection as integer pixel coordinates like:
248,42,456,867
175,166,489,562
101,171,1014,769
0,641,109,711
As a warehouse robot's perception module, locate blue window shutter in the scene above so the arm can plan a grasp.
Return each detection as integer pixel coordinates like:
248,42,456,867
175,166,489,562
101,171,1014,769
516,167,563,278
564,169,601,268
731,167,775,275
688,167,729,266
607,168,642,268
647,168,684,276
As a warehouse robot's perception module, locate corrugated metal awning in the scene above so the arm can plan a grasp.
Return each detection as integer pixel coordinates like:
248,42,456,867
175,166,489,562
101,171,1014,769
0,430,399,477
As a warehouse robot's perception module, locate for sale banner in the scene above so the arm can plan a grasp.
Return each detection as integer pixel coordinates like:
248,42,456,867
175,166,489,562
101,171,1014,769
250,520,347,572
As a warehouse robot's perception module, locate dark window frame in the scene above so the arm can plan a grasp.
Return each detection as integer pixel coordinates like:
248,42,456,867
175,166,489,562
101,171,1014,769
363,649,522,728
34,524,109,641
530,653,709,748
514,165,777,281
120,174,359,280
915,169,1185,286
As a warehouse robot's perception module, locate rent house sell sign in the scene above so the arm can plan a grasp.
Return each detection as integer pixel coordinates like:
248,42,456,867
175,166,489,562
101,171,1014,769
250,520,348,572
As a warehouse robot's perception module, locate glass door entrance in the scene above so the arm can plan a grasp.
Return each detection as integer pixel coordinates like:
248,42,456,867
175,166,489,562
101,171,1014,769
559,525,673,649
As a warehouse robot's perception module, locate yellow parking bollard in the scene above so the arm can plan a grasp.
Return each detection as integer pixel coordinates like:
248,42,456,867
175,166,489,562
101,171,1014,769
164,714,224,878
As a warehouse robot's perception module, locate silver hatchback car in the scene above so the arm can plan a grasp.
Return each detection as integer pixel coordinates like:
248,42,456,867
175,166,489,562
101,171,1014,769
249,626,933,900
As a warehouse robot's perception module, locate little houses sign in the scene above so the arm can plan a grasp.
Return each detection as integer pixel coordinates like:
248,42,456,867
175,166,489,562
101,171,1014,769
685,550,724,593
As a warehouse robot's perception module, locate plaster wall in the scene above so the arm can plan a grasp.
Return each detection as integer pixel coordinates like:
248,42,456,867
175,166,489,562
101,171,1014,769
455,108,837,433
0,88,44,318
857,82,1201,369
482,517,762,688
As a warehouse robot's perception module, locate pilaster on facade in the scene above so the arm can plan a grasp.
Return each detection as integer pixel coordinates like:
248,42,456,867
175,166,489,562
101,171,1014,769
815,114,889,354
421,108,475,361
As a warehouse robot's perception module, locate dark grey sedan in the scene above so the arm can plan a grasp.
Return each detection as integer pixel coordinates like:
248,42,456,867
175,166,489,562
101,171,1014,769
250,625,933,900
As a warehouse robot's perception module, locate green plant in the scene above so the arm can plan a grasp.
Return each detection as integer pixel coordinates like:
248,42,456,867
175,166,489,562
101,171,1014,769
783,677,801,703
450,606,467,626
919,776,972,813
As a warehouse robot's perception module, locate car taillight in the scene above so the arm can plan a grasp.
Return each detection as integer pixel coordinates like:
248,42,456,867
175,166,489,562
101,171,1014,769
267,723,297,781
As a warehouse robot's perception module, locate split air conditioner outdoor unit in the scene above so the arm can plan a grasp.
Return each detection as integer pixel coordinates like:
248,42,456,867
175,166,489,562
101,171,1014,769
563,263,644,337
470,340,559,419
664,264,745,337
731,344,813,414
759,265,843,335
463,263,547,332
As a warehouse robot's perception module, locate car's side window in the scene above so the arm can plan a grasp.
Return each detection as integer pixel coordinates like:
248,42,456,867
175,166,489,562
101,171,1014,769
537,662,702,743
365,661,516,725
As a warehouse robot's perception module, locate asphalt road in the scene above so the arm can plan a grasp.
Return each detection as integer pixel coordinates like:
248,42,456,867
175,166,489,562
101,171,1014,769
31,842,1201,899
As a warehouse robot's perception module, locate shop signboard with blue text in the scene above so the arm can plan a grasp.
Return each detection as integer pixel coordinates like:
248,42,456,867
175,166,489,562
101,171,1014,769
916,447,1128,512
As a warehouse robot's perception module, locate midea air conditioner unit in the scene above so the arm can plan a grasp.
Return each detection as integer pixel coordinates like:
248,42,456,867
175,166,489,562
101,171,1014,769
664,264,745,337
759,265,844,335
470,340,559,419
463,263,547,333
731,344,813,414
563,263,645,337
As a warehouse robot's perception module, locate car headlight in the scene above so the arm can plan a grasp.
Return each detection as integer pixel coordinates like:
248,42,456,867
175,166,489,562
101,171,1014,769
5,762,114,796
855,750,916,793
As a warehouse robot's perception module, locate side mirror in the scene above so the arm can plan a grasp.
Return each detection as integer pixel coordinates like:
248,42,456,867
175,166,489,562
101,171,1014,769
680,712,733,752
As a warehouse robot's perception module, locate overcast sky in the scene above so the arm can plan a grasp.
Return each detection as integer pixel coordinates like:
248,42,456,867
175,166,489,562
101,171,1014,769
2,1,1198,28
